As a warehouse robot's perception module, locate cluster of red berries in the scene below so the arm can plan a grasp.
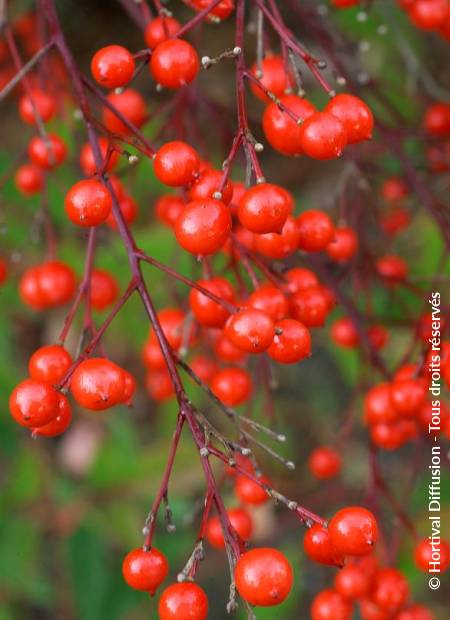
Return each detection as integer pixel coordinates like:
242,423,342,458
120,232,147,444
398,0,450,40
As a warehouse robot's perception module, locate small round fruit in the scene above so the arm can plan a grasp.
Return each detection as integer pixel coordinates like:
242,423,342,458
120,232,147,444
144,16,181,49
372,568,409,612
254,216,301,259
102,89,147,134
15,163,44,195
150,39,199,89
262,94,316,156
268,319,311,364
238,183,291,234
28,134,67,169
235,474,270,506
311,588,352,620
70,358,126,411
334,563,371,599
32,393,72,437
326,227,358,262
29,345,72,384
154,141,200,187
122,547,169,593
19,89,56,125
299,112,347,160
250,55,291,102
308,446,342,480
189,277,235,328
325,94,374,144
328,506,378,556
79,137,118,176
65,179,112,227
158,582,208,620
414,537,450,572
91,45,135,89
224,308,275,354
175,198,231,255
303,524,343,567
298,210,335,252
235,548,293,607
90,269,119,310
211,367,252,406
206,508,253,549
9,379,60,428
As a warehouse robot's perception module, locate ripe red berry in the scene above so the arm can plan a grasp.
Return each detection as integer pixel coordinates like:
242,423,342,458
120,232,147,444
29,345,72,384
144,16,181,49
235,548,293,607
284,267,319,294
250,55,291,102
9,379,60,428
381,176,409,202
394,605,435,620
372,568,410,612
106,194,138,229
364,383,398,425
155,194,185,228
235,473,270,505
150,39,199,89
65,179,112,227
79,137,119,176
238,183,291,234
89,269,119,310
370,420,413,450
303,524,344,567
175,198,232,255
268,318,311,364
248,285,289,321
325,94,374,144
146,368,175,402
414,537,450,572
326,226,358,262
376,255,408,283
224,308,275,354
389,378,427,417
299,111,347,160
262,94,316,156
190,355,218,384
332,0,360,6
290,286,333,328
19,89,56,125
409,0,450,31
214,332,247,363
211,367,252,406
91,45,135,89
328,507,378,556
423,102,450,137
334,562,371,599
254,215,301,259
331,317,359,348
154,141,200,187
308,446,342,480
15,163,44,195
28,134,67,169
191,0,234,21
103,89,147,134
188,168,234,205
359,598,391,620
0,259,7,286
298,209,335,252
206,507,253,549
311,588,352,620
32,393,72,437
19,261,76,310
189,277,235,328
70,358,126,410
158,582,208,620
122,547,169,593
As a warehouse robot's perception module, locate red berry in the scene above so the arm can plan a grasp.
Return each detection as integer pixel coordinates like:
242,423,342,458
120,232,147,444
334,563,371,599
308,446,342,479
254,216,301,259
235,548,293,607
9,379,60,428
284,267,319,294
158,582,208,620
303,524,344,566
214,332,247,363
311,589,352,620
155,194,185,228
325,94,374,144
65,179,112,227
106,195,138,229
189,277,235,328
19,89,56,125
206,507,253,549
154,141,200,187
414,537,450,572
146,368,175,402
299,112,347,160
248,285,289,321
268,318,311,363
250,55,291,102
122,547,168,593
328,507,378,556
390,377,427,417
32,393,72,437
326,226,358,262
144,16,181,49
15,163,44,195
190,355,218,384
370,420,411,450
91,45,135,89
90,269,119,310
150,39,199,89
29,345,72,384
188,168,233,205
79,137,119,176
0,259,7,285
190,0,234,21
364,383,398,425
423,102,450,136
70,358,126,411
28,134,67,169
19,261,76,310
211,367,252,406
290,286,333,328
238,183,291,234
331,317,359,348
262,94,316,156
372,568,409,612
175,198,231,255
298,210,335,252
394,605,435,620
359,598,391,620
103,89,147,134
235,473,270,505
225,308,275,354
381,176,409,202
376,255,408,283
332,0,360,6
409,0,450,31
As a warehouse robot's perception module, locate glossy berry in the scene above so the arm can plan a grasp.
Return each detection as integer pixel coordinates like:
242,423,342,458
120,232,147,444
107,195,138,229
225,308,275,354
150,39,199,89
79,137,118,176
423,102,450,137
394,605,435,620
235,473,270,505
311,589,352,620
308,446,342,480
334,563,371,599
19,89,56,125
0,259,7,286
155,194,185,228
9,379,60,428
32,394,72,437
188,168,234,205
189,277,235,328
254,216,301,259
154,141,200,187
409,0,450,31
191,0,234,21
211,367,252,406
175,198,232,255
331,317,359,348
91,45,135,89
376,255,408,283
103,89,147,134
325,94,374,144
326,226,358,262
65,179,112,227
303,524,343,567
328,507,378,556
15,163,44,195
262,94,316,156
414,537,450,572
290,286,333,328
28,134,67,169
364,383,398,425
144,16,181,49
206,507,253,549
158,582,208,620
19,261,76,310
250,55,291,102
235,548,293,607
238,183,291,234
70,358,126,410
122,547,168,593
359,598,391,620
299,112,347,160
284,267,319,294
389,379,427,417
298,210,335,252
268,318,311,364
29,345,72,384
213,332,247,363
248,285,289,321
89,269,119,310
372,568,410,612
